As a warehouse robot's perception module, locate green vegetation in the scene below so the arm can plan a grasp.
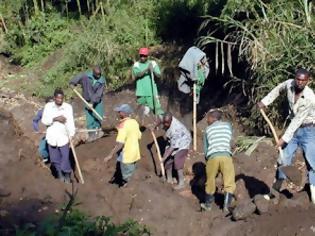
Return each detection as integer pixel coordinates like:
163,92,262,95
0,0,314,132
198,0,314,133
15,209,150,236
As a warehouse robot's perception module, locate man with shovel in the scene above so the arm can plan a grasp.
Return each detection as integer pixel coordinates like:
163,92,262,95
132,48,164,122
161,112,191,190
257,68,315,203
70,66,106,142
41,88,75,183
104,104,142,187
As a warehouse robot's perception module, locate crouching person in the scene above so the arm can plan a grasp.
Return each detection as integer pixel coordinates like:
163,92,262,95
104,104,141,187
161,112,191,190
41,88,75,183
201,109,236,212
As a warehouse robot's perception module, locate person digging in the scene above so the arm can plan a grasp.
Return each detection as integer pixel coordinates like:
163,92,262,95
70,65,106,142
104,104,142,187
161,112,191,190
200,109,236,212
258,68,315,203
132,47,164,123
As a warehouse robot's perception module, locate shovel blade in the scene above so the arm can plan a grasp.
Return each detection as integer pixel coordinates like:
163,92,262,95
280,165,302,186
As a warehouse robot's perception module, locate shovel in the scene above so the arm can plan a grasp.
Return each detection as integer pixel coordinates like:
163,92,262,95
260,109,301,186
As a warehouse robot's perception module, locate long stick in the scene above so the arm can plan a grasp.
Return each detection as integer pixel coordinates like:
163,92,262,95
150,130,165,178
150,70,156,115
67,131,85,184
72,88,103,121
193,83,197,151
259,109,284,160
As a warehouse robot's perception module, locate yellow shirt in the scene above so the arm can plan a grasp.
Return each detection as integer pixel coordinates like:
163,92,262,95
116,118,142,163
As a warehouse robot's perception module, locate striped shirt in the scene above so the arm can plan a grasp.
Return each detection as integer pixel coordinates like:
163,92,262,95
203,121,232,159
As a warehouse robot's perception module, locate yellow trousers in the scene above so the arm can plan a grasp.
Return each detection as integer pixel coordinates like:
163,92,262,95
205,156,236,195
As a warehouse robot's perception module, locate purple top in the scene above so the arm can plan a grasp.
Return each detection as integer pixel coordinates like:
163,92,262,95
32,109,43,132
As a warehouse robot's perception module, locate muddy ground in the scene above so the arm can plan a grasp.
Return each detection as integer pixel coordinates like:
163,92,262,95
1,56,315,236
1,91,315,236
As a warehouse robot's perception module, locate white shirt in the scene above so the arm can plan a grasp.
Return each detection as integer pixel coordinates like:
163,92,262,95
165,117,191,153
261,79,315,143
41,101,75,147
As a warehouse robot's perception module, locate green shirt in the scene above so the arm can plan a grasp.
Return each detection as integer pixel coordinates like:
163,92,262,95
132,60,161,97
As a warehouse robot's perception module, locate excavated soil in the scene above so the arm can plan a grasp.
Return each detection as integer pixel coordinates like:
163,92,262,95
0,102,314,236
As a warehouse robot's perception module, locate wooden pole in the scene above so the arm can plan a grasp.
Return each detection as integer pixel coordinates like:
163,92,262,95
72,88,103,121
67,130,85,184
150,130,165,178
193,83,197,151
259,109,284,160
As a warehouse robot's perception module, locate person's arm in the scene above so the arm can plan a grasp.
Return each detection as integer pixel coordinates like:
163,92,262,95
32,110,43,132
104,142,124,162
162,147,174,162
66,105,76,138
203,131,208,156
132,64,150,79
69,72,84,87
259,80,290,108
279,100,311,146
151,61,161,79
41,104,53,126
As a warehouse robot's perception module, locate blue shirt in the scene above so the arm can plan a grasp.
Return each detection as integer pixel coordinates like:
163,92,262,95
32,109,43,132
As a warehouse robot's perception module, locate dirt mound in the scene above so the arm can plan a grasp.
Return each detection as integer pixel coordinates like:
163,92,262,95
0,90,313,236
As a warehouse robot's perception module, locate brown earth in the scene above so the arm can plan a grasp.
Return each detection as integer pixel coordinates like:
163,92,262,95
0,55,314,236
0,91,314,236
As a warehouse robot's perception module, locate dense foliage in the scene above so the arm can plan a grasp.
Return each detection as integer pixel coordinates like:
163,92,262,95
198,0,314,133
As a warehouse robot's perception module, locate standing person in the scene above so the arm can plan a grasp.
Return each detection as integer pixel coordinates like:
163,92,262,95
201,110,235,212
70,65,106,142
161,112,191,190
33,96,53,163
41,88,75,183
132,47,164,120
104,104,141,187
257,68,315,203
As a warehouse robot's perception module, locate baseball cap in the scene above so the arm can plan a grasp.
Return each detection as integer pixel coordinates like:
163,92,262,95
139,47,149,56
114,104,134,114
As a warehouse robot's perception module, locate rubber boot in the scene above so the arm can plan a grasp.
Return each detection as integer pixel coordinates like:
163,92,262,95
166,168,173,184
310,185,315,204
63,172,71,184
173,169,185,190
200,193,214,211
223,192,235,213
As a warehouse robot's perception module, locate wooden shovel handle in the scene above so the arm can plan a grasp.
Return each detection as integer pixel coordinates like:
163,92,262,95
150,130,165,178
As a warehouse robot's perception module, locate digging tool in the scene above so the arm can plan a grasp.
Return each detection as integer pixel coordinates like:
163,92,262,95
72,88,103,121
150,130,165,178
193,83,197,151
66,128,85,184
259,108,284,161
259,108,301,186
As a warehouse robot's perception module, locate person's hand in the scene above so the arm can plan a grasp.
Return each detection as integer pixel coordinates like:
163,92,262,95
257,101,266,110
70,84,76,89
276,138,285,149
54,115,67,124
87,103,93,110
104,155,112,163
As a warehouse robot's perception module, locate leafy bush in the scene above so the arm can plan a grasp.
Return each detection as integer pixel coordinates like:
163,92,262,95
4,12,73,67
14,209,150,236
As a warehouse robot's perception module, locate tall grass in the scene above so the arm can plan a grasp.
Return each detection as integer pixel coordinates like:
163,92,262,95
198,0,314,134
